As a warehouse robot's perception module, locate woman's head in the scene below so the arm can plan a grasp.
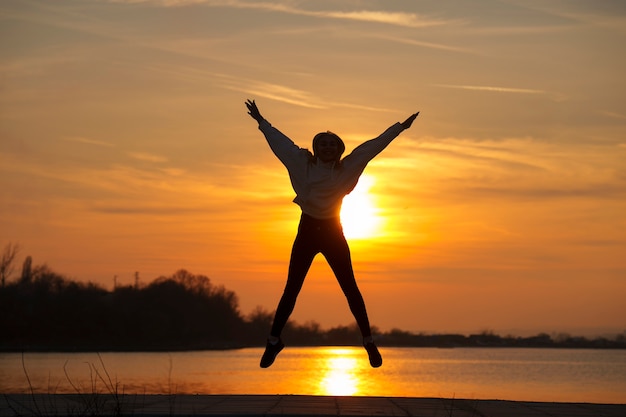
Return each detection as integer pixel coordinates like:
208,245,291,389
312,131,345,163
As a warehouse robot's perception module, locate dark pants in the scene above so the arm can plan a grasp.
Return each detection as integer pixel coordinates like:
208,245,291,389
270,213,372,338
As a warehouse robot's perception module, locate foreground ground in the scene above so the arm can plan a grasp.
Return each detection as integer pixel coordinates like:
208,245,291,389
2,394,625,417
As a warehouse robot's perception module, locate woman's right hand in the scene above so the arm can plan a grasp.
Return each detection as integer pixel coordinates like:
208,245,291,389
246,99,264,123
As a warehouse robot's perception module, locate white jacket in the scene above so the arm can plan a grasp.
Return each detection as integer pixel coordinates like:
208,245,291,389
258,119,405,219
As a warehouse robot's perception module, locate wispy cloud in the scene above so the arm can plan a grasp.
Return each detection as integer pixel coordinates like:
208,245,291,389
365,34,478,55
317,9,450,28
220,75,326,109
332,102,397,113
127,152,169,163
600,110,626,120
63,137,116,147
89,203,209,215
382,136,626,204
433,84,547,95
501,0,626,34
219,74,397,112
432,83,568,102
460,182,626,201
107,0,453,28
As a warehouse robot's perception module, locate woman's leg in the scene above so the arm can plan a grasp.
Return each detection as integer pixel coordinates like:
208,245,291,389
322,231,372,338
270,232,317,337
323,228,383,367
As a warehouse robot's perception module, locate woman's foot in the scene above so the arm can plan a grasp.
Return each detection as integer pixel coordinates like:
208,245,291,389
363,337,382,368
260,337,284,368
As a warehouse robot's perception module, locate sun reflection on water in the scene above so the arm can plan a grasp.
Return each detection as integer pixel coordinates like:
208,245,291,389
318,348,365,396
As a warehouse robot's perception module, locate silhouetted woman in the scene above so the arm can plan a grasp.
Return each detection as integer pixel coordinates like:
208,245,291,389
246,99,419,368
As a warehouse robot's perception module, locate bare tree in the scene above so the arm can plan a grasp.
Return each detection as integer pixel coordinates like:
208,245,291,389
1,242,20,287
21,255,33,284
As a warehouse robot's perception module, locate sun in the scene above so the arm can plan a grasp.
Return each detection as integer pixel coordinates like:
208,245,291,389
318,348,363,396
340,174,382,240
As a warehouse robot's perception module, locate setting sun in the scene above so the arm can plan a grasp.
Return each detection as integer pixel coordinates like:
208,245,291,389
340,175,382,240
319,348,362,396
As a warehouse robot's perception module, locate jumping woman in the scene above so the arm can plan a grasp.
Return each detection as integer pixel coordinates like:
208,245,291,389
246,99,419,368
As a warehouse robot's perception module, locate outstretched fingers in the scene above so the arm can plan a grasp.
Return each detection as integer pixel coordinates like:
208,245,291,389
245,99,262,121
245,99,255,113
401,111,419,129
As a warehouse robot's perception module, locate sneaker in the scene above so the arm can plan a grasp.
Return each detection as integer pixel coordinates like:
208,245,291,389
260,338,284,368
364,341,382,368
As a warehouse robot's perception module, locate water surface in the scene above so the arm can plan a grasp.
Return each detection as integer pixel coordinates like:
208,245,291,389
1,347,624,404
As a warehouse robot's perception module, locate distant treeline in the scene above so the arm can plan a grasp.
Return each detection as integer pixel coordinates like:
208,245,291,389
1,264,624,351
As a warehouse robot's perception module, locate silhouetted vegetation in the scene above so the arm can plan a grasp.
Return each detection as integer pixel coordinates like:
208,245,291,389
0,265,246,351
0,254,624,351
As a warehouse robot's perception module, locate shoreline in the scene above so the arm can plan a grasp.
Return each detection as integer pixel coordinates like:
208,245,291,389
2,344,626,353
2,394,625,417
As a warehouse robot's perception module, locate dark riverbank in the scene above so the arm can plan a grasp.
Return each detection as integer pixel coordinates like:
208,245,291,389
2,333,625,353
2,268,624,352
2,394,625,417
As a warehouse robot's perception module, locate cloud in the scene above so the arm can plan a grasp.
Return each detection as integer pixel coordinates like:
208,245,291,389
222,77,326,109
433,84,547,95
462,183,626,201
318,9,449,28
107,0,453,28
373,135,626,207
89,203,210,215
127,152,169,163
219,74,394,112
432,84,568,102
600,110,626,120
502,0,626,34
332,102,397,113
63,137,116,147
365,34,478,55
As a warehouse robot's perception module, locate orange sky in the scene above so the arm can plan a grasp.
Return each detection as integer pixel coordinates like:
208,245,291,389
1,0,625,336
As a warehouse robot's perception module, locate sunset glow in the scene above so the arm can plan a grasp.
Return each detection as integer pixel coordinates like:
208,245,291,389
318,349,362,396
1,0,624,337
340,175,382,240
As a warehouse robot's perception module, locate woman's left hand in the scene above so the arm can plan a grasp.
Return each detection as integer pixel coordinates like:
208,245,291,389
401,112,419,129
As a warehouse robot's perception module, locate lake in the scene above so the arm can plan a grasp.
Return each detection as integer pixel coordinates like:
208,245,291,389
1,347,625,404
